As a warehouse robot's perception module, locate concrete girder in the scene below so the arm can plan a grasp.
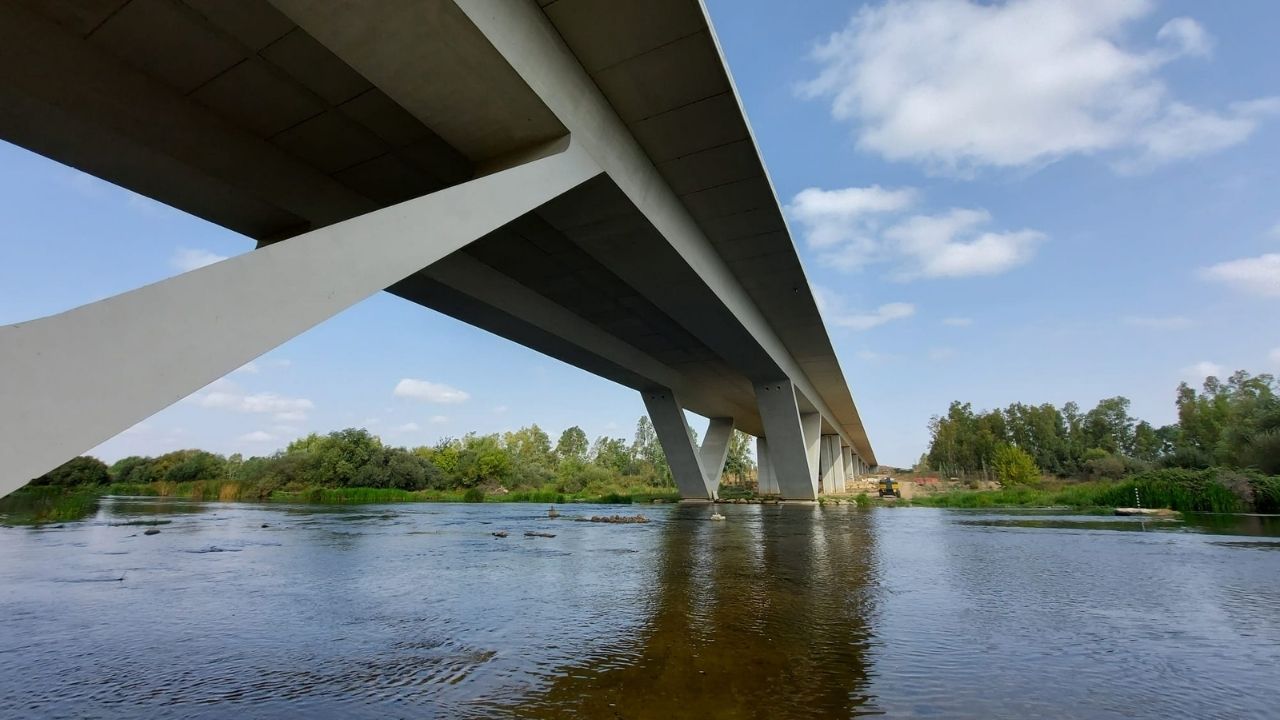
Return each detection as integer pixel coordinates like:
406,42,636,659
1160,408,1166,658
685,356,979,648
0,137,600,495
641,388,732,500
448,0,860,453
754,379,821,500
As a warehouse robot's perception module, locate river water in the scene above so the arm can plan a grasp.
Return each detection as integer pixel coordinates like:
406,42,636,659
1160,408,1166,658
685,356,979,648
1,498,1278,718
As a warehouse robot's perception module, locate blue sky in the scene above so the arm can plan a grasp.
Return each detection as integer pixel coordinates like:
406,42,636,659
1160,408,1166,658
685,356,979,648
2,0,1278,467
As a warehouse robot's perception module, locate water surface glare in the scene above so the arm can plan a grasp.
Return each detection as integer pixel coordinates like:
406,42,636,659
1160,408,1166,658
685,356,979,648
2,498,1278,718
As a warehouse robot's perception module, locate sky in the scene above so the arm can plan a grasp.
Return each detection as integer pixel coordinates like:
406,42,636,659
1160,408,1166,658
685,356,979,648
1,0,1278,468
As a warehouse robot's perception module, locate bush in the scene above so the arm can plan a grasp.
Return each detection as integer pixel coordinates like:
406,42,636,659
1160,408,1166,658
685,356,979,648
462,487,485,503
30,456,110,487
992,444,1040,486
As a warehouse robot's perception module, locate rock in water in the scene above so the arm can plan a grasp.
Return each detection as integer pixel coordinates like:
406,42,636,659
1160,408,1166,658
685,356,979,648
143,528,160,536
710,513,726,521
492,531,509,538
525,531,556,538
547,507,560,519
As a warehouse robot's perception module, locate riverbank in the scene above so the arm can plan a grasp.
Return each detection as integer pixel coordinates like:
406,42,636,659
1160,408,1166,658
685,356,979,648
899,468,1280,513
0,483,683,526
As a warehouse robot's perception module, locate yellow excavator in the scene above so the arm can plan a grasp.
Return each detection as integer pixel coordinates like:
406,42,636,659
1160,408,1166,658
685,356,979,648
878,477,902,498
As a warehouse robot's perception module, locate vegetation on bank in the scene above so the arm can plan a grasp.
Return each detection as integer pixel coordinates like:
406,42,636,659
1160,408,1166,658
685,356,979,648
909,468,1280,513
9,419,754,519
921,369,1280,486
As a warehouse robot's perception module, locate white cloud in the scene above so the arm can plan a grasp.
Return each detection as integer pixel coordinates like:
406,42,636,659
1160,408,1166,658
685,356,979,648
1156,17,1212,58
1199,254,1280,297
239,430,275,443
942,317,972,327
393,422,421,433
429,415,449,424
929,347,957,361
234,361,260,374
190,379,314,422
855,349,892,362
393,379,470,404
885,208,1043,279
791,187,1044,278
1269,222,1280,240
1183,361,1224,382
801,0,1276,173
493,405,510,415
834,302,916,331
171,248,227,273
1125,99,1280,172
1270,348,1280,367
787,186,917,268
1122,315,1193,329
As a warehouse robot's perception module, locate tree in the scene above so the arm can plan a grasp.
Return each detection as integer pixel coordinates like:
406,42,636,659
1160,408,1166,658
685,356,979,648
31,456,110,486
991,444,1039,486
723,430,755,482
555,426,589,464
589,436,632,475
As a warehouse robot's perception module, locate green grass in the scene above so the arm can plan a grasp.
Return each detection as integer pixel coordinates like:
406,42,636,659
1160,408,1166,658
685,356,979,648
0,487,101,525
93,481,680,507
911,468,1279,513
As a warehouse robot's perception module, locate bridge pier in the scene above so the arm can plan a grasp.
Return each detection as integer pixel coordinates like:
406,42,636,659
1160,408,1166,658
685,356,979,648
641,388,733,501
820,436,846,494
0,139,600,496
754,380,821,500
841,445,855,489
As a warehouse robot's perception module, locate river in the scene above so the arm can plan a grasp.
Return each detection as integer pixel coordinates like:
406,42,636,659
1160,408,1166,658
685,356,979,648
1,498,1278,718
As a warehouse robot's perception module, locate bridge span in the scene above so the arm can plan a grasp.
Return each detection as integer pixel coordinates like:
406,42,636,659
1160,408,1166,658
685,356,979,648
0,0,876,500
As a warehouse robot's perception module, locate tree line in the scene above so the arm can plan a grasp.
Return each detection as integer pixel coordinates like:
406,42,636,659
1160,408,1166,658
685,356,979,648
27,417,757,498
923,369,1280,483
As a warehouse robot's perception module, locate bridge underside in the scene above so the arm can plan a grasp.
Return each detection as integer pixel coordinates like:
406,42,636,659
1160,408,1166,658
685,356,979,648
0,0,876,500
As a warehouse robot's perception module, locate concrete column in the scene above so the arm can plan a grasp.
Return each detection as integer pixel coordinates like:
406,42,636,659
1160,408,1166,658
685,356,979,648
841,445,854,485
755,379,820,500
802,413,822,494
0,138,600,495
755,436,779,495
819,435,846,495
641,388,732,501
699,416,734,499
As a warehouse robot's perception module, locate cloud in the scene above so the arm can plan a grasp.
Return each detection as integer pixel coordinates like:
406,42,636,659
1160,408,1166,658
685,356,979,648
942,317,972,327
1269,222,1280,240
787,186,917,268
239,430,276,443
1199,254,1280,297
790,186,1043,278
429,415,449,424
1122,315,1193,329
393,422,421,433
884,208,1044,279
393,379,470,404
1271,348,1280,367
171,248,227,273
1183,361,1224,382
190,379,314,422
801,0,1276,173
234,361,260,374
817,289,916,331
493,405,510,415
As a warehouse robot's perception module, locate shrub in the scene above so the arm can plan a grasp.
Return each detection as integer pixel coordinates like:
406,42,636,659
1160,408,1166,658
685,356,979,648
992,444,1040,486
462,487,485,503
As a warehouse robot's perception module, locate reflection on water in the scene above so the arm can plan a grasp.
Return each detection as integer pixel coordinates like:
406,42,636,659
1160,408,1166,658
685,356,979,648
1,499,1278,718
512,505,877,719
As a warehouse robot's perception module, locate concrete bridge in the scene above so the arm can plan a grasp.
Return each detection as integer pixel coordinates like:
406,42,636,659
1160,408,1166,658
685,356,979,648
0,0,876,500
